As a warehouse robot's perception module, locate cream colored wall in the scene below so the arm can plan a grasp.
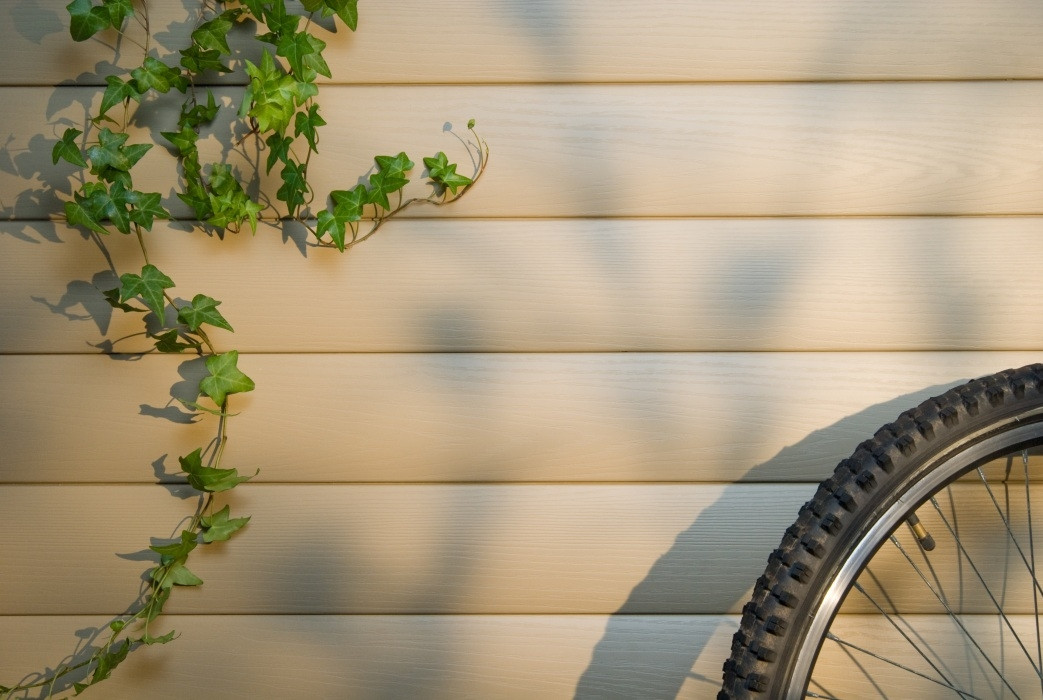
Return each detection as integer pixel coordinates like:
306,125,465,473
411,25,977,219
3,1,1043,697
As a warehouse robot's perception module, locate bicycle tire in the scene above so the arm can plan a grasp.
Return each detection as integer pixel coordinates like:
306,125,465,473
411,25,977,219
720,363,1043,699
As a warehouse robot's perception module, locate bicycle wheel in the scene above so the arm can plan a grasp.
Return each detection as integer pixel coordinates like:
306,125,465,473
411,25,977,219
720,363,1043,699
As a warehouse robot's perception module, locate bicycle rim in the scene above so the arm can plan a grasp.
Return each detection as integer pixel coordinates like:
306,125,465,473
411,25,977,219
721,364,1043,699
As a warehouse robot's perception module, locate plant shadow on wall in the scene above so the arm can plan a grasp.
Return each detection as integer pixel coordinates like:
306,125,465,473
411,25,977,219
574,380,969,699
1,1,486,696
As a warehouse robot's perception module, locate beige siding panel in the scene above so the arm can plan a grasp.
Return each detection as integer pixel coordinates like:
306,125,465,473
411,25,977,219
10,1,1043,85
3,352,1042,484
813,615,1043,697
7,218,1043,353
0,614,735,699
6,83,1043,220
0,484,805,615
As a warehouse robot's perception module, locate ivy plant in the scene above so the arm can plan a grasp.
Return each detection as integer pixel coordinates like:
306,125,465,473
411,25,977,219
1,0,486,696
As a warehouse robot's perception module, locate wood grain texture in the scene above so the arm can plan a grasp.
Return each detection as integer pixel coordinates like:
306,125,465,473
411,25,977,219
9,0,1043,85
7,218,1043,353
0,614,736,699
3,351,1042,484
0,483,807,616
6,83,1043,220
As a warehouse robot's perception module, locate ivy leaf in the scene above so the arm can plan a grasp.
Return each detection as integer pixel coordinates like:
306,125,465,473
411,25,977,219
125,189,170,230
199,505,251,543
67,0,111,41
73,639,131,695
102,0,133,28
179,446,254,493
260,0,300,38
199,350,255,406
119,263,174,317
242,50,314,134
139,630,177,646
277,160,308,213
149,529,198,561
423,151,473,195
192,16,234,55
294,103,326,152
331,184,367,220
52,128,87,167
161,126,198,155
131,56,188,94
367,152,413,210
322,0,359,30
177,294,234,332
65,199,108,235
179,44,230,74
102,287,144,312
265,133,292,173
153,329,196,353
100,75,143,117
86,128,152,185
277,31,330,80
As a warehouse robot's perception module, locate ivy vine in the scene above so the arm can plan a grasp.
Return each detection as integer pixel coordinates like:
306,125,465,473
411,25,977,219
2,0,486,696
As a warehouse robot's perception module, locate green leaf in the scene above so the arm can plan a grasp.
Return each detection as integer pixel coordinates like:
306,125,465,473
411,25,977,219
67,0,111,41
260,0,300,38
265,133,292,173
179,446,254,493
199,350,255,406
65,199,108,235
119,263,174,317
125,189,170,230
423,151,473,195
101,0,133,28
131,56,188,94
367,152,413,210
52,128,87,167
330,184,367,220
192,16,234,55
242,50,313,134
162,126,198,155
153,329,195,353
149,529,198,561
177,294,234,332
276,31,330,80
179,90,220,129
100,75,143,117
86,128,152,184
179,44,230,74
277,160,308,213
323,0,358,30
74,638,131,694
294,103,326,152
199,505,251,543
139,630,177,645
102,287,144,312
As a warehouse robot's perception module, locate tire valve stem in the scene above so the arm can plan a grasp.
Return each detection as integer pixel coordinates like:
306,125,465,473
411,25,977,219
907,514,936,552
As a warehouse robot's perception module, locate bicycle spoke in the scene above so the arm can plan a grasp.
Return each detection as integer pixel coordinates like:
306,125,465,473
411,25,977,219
848,579,964,692
822,632,985,699
926,495,1043,681
1022,451,1043,697
889,535,1022,698
975,466,1043,600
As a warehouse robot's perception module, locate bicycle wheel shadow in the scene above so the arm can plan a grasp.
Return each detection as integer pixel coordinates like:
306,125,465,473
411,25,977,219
574,379,969,699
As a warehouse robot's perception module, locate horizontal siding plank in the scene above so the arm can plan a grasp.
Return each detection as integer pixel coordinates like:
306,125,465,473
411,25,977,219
7,218,1043,353
3,351,1041,484
0,614,735,699
10,1,1043,85
2,614,1029,698
7,83,1043,219
0,484,806,615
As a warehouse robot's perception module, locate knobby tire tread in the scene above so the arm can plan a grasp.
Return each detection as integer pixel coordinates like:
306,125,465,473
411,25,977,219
719,363,1043,698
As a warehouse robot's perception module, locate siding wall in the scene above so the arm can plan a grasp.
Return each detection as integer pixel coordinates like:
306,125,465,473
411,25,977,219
3,1,1043,697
